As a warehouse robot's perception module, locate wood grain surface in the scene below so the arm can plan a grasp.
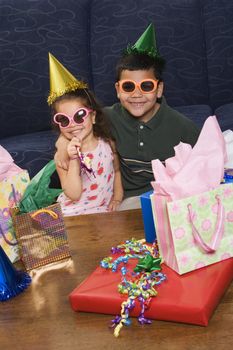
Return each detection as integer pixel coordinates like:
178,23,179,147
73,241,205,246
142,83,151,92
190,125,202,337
1,210,232,350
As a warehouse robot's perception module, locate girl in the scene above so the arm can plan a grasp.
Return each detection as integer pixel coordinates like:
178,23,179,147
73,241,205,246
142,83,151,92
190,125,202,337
52,88,123,216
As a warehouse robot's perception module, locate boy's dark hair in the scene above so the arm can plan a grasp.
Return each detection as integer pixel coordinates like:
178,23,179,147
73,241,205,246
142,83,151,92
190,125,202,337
115,52,166,81
51,89,113,143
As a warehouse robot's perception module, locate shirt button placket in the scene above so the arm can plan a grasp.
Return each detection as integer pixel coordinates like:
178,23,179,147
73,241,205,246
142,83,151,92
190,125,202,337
138,124,144,149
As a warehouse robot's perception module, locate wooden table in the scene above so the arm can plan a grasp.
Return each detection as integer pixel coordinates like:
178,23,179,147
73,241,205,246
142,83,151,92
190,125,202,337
1,210,232,350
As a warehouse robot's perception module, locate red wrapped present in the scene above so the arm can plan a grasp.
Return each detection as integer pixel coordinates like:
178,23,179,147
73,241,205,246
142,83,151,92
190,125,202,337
69,255,233,326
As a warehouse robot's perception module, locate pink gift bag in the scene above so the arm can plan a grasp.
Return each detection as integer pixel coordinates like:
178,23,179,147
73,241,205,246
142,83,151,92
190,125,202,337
151,184,233,274
151,116,233,274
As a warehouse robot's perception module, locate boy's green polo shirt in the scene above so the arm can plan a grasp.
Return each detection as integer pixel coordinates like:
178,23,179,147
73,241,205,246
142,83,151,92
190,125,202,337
104,98,200,199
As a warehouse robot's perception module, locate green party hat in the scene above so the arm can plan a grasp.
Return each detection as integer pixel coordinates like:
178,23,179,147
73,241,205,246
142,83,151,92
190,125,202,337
125,23,160,58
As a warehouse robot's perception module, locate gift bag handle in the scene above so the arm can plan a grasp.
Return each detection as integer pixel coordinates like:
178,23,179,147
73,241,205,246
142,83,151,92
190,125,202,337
30,209,58,220
187,195,225,253
11,183,18,207
0,222,17,246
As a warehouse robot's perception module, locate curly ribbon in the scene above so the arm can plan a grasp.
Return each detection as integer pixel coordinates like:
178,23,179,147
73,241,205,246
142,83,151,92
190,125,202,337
30,209,58,219
138,296,152,325
100,254,144,272
113,297,136,337
100,238,166,337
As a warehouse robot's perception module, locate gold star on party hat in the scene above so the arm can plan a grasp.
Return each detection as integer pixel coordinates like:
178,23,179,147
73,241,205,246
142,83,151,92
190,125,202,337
47,53,88,105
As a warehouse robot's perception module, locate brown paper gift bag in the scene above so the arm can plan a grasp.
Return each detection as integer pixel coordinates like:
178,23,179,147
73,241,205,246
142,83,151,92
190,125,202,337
12,203,71,271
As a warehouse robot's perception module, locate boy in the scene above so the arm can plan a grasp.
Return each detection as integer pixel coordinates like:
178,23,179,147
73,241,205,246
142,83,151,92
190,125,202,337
55,24,200,209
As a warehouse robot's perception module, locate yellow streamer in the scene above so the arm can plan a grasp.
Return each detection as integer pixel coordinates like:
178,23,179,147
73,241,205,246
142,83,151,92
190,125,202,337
114,301,127,337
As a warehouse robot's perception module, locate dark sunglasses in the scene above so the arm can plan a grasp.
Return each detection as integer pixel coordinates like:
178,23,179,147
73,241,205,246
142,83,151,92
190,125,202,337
53,108,93,128
118,79,158,94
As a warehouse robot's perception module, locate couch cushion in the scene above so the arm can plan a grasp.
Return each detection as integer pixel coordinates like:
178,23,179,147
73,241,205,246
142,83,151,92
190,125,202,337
203,1,233,109
90,0,209,108
0,0,91,139
214,103,233,131
173,104,213,128
0,130,58,178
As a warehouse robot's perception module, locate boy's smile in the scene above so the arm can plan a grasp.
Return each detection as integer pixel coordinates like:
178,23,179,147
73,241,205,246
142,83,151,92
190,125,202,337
115,68,163,123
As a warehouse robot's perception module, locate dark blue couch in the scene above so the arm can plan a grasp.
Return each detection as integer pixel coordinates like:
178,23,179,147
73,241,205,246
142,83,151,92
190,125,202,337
1,0,233,178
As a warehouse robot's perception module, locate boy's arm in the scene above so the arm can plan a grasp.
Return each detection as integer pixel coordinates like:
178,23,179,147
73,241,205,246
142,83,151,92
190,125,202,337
54,134,70,170
108,141,124,211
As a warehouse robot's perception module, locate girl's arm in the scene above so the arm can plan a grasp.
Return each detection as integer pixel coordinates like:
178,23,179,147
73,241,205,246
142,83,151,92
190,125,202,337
54,134,70,170
57,137,83,201
108,141,124,211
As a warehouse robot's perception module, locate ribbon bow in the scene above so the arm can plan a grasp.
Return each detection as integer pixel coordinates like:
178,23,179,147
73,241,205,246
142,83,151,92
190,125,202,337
134,255,162,273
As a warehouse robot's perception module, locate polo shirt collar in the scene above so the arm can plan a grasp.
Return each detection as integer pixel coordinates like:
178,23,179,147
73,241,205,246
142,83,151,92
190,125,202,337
120,97,167,129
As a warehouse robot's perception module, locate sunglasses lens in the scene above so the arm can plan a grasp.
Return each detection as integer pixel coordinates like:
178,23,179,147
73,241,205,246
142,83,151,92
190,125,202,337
54,114,69,127
121,81,135,93
73,108,88,124
141,80,156,92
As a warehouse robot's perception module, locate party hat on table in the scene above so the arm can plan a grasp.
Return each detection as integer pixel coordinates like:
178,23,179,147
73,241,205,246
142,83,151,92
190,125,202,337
125,23,161,59
0,245,31,301
47,53,88,105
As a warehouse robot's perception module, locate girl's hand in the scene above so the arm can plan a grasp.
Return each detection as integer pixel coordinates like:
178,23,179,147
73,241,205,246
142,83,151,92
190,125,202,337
67,137,82,160
108,199,122,212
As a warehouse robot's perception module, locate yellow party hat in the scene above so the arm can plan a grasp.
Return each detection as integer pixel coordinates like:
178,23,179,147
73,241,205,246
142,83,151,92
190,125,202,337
47,53,88,105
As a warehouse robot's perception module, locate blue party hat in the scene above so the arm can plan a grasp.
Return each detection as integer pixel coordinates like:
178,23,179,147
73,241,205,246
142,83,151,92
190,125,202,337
0,245,31,301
